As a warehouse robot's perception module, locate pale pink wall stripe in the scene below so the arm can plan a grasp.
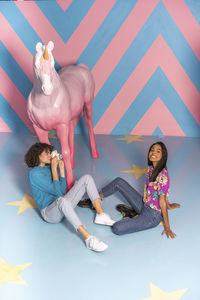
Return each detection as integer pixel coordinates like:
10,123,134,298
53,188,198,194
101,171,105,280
0,67,34,132
60,0,117,64
131,98,185,136
56,0,73,11
16,0,117,66
94,35,200,134
0,13,33,82
162,0,200,61
94,36,159,134
160,37,200,124
0,118,12,133
15,2,65,66
92,0,160,97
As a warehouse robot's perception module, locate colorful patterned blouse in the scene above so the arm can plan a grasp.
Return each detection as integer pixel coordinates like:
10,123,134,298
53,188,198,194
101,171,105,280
143,166,170,212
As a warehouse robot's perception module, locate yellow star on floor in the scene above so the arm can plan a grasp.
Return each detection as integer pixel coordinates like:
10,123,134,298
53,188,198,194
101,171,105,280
121,164,148,179
116,135,144,144
32,132,57,139
7,194,37,214
143,283,187,300
0,258,32,286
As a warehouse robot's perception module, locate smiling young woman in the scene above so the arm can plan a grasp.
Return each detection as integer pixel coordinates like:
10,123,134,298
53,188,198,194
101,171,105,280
79,141,180,239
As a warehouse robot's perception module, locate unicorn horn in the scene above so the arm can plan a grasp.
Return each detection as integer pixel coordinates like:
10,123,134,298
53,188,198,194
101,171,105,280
43,46,49,60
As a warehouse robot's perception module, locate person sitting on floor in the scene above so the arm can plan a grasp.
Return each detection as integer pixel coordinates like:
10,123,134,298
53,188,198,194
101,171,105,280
25,142,115,252
78,141,180,238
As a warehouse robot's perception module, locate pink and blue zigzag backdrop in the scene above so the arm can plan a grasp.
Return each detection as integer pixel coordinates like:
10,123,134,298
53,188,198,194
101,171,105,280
0,0,200,136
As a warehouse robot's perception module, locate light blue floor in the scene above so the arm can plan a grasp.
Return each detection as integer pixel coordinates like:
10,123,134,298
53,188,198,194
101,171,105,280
0,133,199,300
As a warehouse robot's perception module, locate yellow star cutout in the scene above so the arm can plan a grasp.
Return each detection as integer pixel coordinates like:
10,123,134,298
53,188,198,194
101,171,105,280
0,258,32,286
121,164,148,179
7,194,37,214
32,132,57,139
48,132,57,139
143,283,187,300
117,135,144,144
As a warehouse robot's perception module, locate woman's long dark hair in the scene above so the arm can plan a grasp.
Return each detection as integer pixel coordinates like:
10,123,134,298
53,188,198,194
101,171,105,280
25,142,53,167
148,141,168,182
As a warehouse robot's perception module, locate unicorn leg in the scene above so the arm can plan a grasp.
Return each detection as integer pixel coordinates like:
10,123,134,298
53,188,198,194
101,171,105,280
33,124,50,144
56,124,74,190
69,120,75,169
83,103,99,159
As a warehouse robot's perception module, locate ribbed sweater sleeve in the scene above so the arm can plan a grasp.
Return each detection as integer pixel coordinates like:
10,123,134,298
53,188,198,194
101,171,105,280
30,170,63,198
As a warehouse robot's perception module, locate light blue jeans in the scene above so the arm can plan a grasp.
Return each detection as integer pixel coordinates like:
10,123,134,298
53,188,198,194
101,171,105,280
41,174,100,230
101,177,163,235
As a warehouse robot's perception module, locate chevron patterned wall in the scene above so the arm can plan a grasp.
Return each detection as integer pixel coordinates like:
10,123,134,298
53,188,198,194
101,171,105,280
0,0,200,136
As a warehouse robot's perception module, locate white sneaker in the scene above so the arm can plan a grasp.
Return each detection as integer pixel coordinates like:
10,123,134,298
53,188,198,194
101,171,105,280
94,213,116,226
85,236,108,252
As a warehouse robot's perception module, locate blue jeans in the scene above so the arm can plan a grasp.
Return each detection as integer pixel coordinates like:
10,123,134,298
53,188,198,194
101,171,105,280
41,175,100,230
101,177,163,235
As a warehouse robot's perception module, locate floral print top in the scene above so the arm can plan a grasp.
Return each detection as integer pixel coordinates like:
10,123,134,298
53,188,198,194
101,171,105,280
143,166,169,212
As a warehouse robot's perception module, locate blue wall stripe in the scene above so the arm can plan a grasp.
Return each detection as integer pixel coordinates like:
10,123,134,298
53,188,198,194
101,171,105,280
153,127,164,136
0,3,42,55
112,68,200,136
0,4,61,71
0,94,29,132
184,0,200,24
0,42,32,99
158,1,200,91
92,2,200,128
78,0,138,69
35,0,95,43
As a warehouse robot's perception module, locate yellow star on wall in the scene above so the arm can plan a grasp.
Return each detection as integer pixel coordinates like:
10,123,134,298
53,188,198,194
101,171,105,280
32,132,57,139
117,135,144,144
0,258,32,286
121,164,148,179
7,194,37,214
143,283,187,300
48,132,57,139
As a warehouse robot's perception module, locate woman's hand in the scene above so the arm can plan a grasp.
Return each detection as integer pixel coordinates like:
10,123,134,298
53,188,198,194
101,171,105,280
58,159,64,169
51,157,59,181
51,156,58,169
159,195,177,239
167,203,180,210
58,159,65,178
162,228,176,239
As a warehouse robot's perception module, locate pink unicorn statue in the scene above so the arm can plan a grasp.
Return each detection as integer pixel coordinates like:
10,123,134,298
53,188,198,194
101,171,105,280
27,41,99,190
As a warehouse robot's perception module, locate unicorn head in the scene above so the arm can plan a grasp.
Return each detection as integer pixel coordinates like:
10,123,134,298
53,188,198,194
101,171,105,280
34,41,55,96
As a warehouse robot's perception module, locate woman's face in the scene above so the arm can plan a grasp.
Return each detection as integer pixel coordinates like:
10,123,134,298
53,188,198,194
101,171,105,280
39,149,52,166
149,144,162,166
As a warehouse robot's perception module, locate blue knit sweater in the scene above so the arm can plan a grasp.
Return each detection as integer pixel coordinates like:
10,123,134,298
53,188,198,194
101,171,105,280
29,165,67,210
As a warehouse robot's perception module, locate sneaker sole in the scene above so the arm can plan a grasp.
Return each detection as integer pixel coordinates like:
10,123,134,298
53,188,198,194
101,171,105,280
94,220,115,226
